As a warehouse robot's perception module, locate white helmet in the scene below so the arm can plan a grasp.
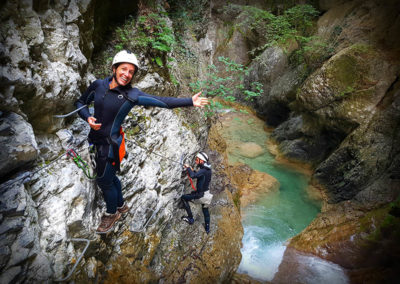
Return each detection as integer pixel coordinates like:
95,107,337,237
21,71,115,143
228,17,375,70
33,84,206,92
196,151,209,163
112,50,139,72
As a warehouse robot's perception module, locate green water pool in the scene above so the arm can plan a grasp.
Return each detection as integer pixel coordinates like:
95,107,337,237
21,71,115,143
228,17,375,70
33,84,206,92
221,114,321,280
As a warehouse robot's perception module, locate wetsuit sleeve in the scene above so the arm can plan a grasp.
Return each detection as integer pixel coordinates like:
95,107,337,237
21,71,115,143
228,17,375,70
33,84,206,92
74,80,98,121
187,167,206,179
137,92,193,108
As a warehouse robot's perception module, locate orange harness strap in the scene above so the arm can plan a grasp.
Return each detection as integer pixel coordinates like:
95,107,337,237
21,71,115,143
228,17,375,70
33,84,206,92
119,127,126,163
187,172,196,191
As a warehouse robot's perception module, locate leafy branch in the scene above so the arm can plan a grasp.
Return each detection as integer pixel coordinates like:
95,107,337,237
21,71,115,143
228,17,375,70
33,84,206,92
190,56,263,117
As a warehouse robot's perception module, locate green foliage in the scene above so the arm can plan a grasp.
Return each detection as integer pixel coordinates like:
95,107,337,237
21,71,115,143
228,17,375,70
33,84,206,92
155,57,163,67
168,0,209,40
190,56,263,117
224,3,326,72
284,4,319,34
338,86,355,98
93,11,178,78
169,73,179,86
132,13,177,55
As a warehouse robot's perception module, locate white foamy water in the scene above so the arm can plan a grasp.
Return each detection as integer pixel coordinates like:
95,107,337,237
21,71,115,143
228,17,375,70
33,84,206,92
222,112,348,283
237,226,286,281
295,254,349,284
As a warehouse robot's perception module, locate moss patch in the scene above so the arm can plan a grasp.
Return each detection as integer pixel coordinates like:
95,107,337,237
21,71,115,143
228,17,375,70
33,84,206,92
358,199,400,243
326,43,376,99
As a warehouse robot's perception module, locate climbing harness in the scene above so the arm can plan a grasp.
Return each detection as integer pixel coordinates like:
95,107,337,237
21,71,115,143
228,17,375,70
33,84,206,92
54,238,91,282
66,148,96,180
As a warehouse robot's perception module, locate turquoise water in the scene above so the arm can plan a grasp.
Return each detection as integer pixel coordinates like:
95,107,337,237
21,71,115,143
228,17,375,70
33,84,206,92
222,115,321,281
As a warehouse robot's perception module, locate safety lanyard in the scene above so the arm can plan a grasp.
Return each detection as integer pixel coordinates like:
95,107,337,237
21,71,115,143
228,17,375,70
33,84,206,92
67,149,96,180
187,172,196,191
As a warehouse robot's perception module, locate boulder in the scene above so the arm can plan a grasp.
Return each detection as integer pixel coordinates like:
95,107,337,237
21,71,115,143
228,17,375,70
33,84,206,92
272,43,398,166
228,163,280,208
246,45,302,126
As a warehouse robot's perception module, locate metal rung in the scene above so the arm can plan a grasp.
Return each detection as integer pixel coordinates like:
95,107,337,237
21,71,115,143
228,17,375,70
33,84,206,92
54,238,91,282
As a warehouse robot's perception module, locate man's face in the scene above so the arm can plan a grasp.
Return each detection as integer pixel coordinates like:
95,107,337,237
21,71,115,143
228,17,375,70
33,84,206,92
114,63,135,86
195,157,204,165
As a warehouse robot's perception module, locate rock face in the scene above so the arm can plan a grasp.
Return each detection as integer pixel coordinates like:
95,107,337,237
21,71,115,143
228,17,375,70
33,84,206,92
0,112,39,178
241,0,400,282
0,0,244,282
0,0,94,133
228,163,280,209
0,107,244,283
207,110,280,209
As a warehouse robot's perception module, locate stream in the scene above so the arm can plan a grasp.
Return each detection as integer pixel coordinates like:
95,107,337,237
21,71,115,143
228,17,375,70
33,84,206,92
217,111,349,283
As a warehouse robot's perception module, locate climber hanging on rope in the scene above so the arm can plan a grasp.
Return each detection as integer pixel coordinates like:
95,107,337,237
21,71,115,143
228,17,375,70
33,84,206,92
75,50,209,234
181,151,213,234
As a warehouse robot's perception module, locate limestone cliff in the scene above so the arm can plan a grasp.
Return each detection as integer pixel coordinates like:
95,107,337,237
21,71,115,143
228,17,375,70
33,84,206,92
235,0,400,282
0,1,243,283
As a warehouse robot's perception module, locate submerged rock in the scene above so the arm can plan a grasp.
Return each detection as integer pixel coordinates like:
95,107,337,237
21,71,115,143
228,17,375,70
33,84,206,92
207,110,280,209
228,163,279,209
236,141,265,158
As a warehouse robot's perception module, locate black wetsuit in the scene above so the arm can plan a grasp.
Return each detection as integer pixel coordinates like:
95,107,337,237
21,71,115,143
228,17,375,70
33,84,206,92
76,76,193,214
181,164,212,226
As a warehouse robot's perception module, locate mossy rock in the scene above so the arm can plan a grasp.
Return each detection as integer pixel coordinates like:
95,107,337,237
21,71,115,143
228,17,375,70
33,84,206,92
325,43,375,98
296,43,393,134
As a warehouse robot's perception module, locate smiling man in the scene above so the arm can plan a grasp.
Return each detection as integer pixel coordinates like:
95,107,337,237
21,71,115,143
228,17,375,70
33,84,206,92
75,50,209,234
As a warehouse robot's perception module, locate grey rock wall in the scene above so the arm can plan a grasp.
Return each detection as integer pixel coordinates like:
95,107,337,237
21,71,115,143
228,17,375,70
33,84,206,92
0,0,94,134
0,0,243,282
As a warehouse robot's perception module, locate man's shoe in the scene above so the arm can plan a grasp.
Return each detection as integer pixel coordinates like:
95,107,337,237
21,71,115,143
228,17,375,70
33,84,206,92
96,212,121,234
181,216,194,225
117,203,130,214
205,223,210,234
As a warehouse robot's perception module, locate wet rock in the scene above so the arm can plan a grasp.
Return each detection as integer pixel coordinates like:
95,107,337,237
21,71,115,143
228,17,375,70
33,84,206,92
273,247,349,283
236,142,265,158
229,163,280,208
